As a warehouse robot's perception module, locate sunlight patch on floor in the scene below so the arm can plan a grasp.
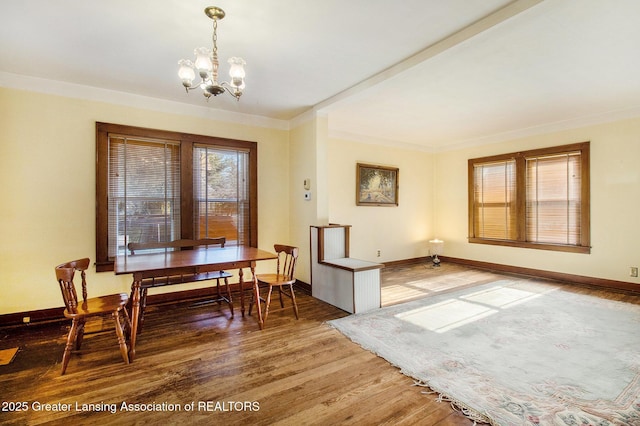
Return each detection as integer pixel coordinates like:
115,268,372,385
461,285,543,309
396,299,498,333
394,282,557,333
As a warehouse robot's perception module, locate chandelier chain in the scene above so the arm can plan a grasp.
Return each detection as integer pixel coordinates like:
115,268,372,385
211,18,219,83
212,18,218,56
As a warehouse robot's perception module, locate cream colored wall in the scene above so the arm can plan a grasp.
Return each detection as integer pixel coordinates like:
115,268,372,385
326,137,435,263
288,114,329,284
0,87,290,315
3,85,639,316
434,117,640,285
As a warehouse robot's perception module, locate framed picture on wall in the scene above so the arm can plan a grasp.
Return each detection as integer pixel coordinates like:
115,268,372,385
356,163,399,206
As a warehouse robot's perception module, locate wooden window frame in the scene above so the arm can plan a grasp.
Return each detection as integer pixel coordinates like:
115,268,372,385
468,142,590,254
96,122,258,272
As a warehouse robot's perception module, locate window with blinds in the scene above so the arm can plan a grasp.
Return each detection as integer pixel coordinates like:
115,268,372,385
526,152,582,245
96,123,258,271
108,136,181,258
472,160,516,240
468,142,590,253
193,145,250,245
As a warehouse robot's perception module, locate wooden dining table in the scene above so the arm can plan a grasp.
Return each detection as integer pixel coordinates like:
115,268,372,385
114,245,277,360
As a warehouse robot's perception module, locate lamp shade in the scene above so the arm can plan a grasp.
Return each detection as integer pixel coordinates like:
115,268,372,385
228,57,246,79
177,59,195,86
429,239,444,256
193,47,213,73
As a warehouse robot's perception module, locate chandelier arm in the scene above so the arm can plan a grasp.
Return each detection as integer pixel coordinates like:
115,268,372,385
221,83,242,100
184,78,209,92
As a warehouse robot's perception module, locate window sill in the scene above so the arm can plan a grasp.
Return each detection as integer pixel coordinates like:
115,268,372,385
468,238,591,254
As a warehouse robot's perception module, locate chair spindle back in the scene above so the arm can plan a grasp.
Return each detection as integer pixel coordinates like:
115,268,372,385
55,258,90,313
274,244,298,281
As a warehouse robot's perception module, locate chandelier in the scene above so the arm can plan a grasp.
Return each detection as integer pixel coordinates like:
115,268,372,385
178,6,246,100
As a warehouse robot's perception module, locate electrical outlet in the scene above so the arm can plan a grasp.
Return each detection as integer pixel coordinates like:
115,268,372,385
631,267,639,278
376,249,381,257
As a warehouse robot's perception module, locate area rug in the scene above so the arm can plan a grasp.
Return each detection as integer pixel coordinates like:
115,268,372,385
328,279,640,425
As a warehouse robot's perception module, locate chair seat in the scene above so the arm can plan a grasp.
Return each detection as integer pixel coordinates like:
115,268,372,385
63,293,128,319
256,273,295,286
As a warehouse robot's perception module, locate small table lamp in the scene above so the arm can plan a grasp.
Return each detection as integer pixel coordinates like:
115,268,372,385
429,239,444,267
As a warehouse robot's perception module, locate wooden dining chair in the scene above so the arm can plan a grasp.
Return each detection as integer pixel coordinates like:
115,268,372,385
249,244,299,327
55,258,130,375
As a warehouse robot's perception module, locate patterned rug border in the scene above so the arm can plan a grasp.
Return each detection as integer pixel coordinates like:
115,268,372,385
412,379,496,425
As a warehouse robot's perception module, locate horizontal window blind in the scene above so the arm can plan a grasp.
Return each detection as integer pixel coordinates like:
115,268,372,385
193,145,250,246
526,152,581,245
472,160,516,240
108,136,181,257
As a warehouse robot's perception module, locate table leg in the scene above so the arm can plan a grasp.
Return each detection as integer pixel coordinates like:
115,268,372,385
238,268,245,317
129,279,141,361
250,262,264,330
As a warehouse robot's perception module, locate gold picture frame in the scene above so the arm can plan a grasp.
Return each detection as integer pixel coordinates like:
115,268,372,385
356,163,399,206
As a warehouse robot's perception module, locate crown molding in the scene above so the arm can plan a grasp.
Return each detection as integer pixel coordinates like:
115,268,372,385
329,105,640,153
0,71,289,131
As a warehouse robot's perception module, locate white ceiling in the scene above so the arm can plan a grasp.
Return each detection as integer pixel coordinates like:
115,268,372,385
2,0,640,151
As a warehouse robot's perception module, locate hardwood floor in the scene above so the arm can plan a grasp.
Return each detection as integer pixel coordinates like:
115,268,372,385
1,262,638,425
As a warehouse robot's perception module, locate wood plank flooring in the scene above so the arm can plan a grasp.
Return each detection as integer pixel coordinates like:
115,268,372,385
1,262,639,425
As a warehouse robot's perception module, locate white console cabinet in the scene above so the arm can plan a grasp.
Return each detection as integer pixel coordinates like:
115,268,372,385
310,225,383,314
